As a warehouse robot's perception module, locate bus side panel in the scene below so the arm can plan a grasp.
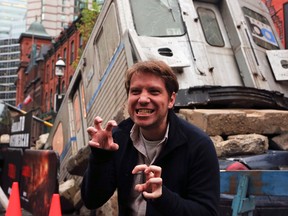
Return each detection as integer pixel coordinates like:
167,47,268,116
86,47,128,126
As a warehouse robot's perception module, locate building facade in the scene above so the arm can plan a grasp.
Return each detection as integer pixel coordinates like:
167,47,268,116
0,38,21,106
263,0,288,48
16,16,83,142
17,21,52,142
0,0,27,106
26,0,99,38
0,0,27,38
0,0,101,106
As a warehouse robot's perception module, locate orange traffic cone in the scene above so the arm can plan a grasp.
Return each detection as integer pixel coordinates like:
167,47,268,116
5,182,22,216
48,194,62,216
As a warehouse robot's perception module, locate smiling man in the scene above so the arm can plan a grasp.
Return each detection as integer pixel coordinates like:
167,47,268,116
81,60,220,216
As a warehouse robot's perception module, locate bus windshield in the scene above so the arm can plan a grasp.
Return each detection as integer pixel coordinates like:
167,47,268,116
130,0,185,37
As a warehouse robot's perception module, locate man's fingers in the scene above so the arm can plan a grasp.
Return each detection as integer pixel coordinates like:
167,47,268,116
88,140,100,148
87,127,97,136
147,177,162,185
110,143,119,151
94,116,103,130
142,177,162,199
145,165,162,177
134,183,145,192
106,120,117,132
143,190,161,199
132,164,148,174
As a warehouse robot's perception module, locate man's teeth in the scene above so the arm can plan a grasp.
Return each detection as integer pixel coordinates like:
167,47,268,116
137,109,153,114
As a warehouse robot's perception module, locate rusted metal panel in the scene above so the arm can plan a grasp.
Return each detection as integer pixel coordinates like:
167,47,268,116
221,170,288,196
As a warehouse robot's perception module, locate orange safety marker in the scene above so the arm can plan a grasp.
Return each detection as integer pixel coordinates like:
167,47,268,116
5,182,22,216
48,194,62,216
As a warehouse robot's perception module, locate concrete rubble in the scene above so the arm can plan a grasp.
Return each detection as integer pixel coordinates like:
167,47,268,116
62,109,288,215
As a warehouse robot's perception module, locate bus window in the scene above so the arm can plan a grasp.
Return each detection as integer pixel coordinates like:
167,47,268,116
73,92,81,132
243,7,279,50
197,7,225,47
130,0,185,37
71,80,87,150
52,122,64,155
80,82,87,119
94,3,120,78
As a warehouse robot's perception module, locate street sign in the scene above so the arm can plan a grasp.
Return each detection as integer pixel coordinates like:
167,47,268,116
9,112,32,149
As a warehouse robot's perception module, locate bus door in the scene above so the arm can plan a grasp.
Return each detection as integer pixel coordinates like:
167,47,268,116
190,1,243,86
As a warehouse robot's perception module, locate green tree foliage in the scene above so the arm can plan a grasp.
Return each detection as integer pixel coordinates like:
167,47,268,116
73,2,100,69
77,2,100,47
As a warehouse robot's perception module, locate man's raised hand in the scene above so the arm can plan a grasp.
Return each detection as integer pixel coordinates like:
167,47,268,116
87,116,119,151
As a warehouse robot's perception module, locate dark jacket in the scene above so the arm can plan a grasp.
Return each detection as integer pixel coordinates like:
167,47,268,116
81,111,220,215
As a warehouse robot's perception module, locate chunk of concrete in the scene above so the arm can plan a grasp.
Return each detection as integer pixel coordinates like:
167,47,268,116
180,109,288,136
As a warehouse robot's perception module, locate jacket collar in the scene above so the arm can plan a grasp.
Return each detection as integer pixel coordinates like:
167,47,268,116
155,110,188,163
117,110,188,162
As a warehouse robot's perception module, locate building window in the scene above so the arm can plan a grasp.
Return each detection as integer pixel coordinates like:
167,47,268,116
51,60,55,79
62,80,65,93
46,65,50,83
46,92,49,111
50,90,53,110
63,48,67,63
70,41,75,64
79,34,83,49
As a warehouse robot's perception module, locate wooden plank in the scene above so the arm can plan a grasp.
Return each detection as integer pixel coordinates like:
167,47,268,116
220,170,288,196
0,186,8,210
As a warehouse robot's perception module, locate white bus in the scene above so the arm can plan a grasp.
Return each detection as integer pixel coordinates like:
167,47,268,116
45,0,288,182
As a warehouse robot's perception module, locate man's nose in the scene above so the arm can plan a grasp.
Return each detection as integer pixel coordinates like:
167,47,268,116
138,94,150,103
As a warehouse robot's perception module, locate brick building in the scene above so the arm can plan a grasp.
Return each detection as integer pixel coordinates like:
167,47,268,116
42,20,81,117
263,0,288,48
16,17,81,144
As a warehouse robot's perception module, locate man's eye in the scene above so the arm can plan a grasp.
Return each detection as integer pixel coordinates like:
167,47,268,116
150,90,160,95
130,90,140,95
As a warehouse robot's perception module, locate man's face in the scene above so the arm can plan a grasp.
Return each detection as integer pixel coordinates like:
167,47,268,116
127,72,176,134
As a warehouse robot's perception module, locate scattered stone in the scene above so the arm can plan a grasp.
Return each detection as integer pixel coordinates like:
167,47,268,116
35,133,49,149
96,192,118,216
271,132,288,150
217,134,269,157
59,179,79,211
67,145,90,176
73,189,83,210
210,135,224,157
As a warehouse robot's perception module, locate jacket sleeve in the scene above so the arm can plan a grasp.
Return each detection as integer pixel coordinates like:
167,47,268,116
81,147,117,209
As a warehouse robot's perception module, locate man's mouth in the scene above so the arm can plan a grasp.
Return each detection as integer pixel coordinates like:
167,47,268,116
136,109,154,115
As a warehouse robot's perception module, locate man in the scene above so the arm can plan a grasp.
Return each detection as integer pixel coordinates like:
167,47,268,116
81,60,220,215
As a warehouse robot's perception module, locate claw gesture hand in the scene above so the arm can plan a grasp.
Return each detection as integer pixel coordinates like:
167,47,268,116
87,116,119,151
132,165,162,199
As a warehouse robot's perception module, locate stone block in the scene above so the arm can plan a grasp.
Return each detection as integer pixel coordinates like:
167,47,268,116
180,109,288,136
